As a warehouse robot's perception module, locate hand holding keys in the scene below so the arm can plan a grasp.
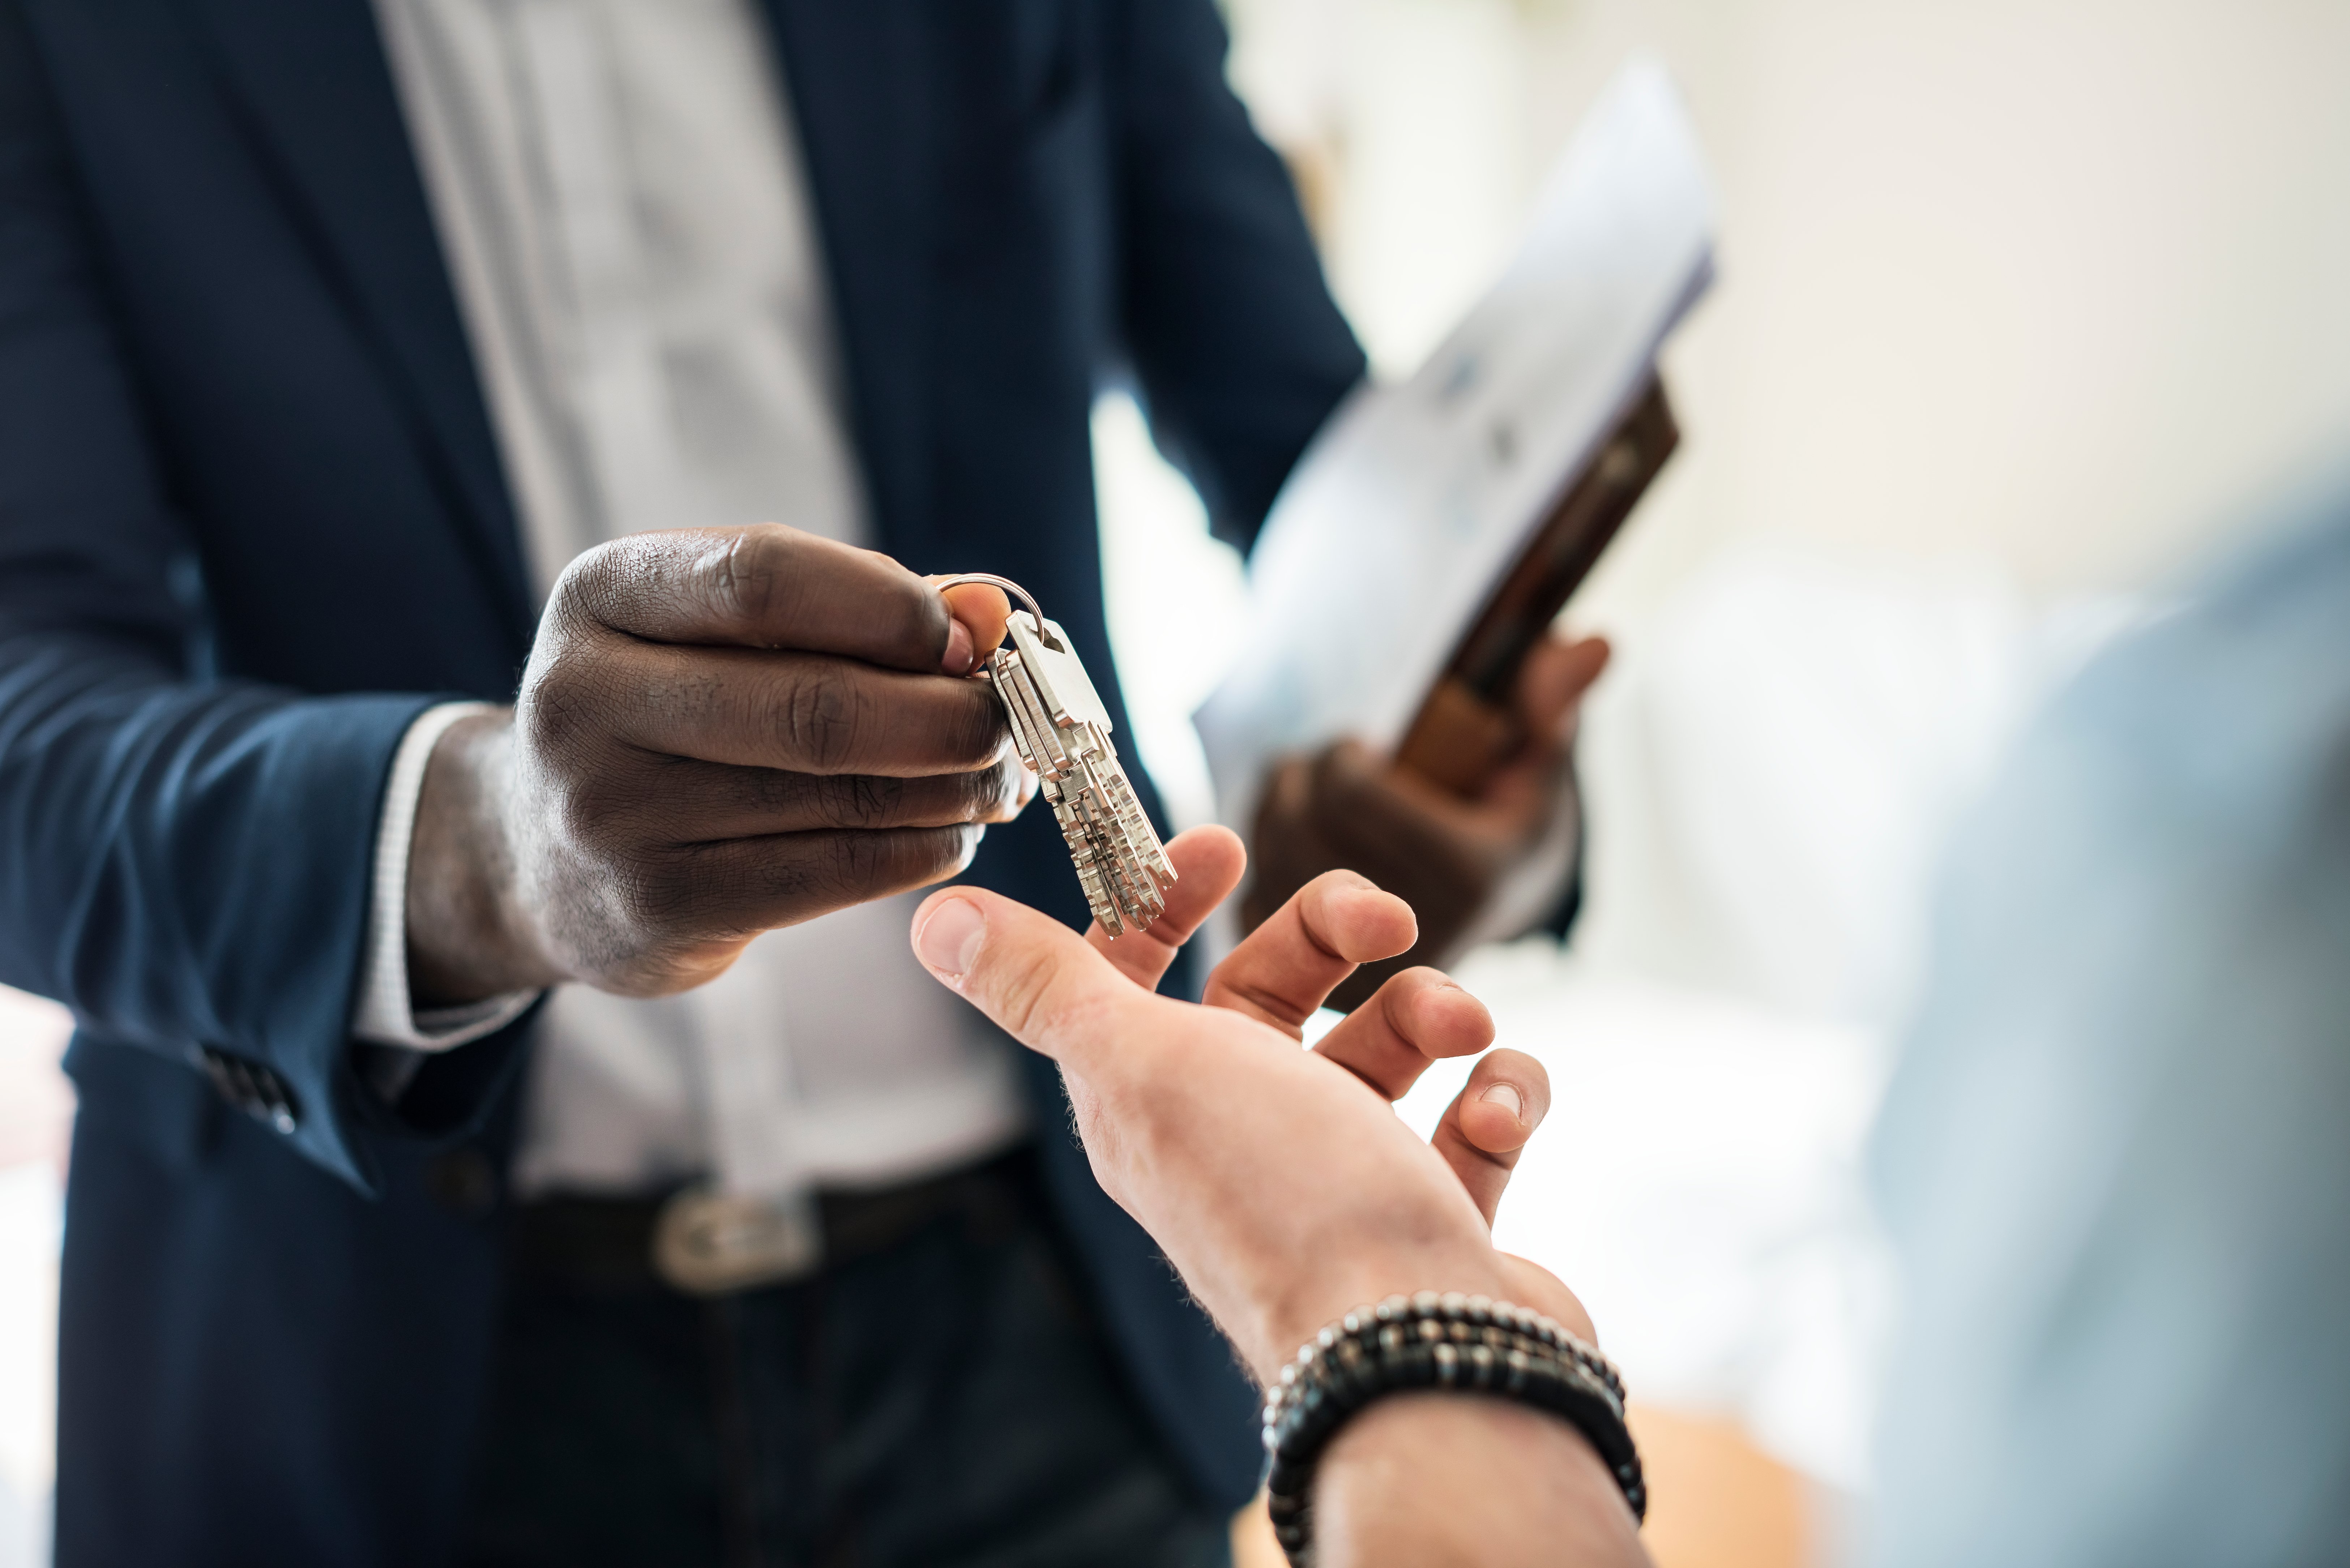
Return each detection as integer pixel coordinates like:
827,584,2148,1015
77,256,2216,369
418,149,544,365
937,574,1176,937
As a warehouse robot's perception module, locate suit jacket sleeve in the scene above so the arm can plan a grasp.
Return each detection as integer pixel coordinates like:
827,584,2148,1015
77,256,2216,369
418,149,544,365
0,3,495,1194
1107,0,1367,553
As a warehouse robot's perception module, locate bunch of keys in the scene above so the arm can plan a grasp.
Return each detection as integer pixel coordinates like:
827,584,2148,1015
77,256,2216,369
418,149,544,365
937,574,1176,937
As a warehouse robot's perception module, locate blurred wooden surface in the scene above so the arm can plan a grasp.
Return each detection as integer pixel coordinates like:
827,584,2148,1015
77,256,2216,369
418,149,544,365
1631,1404,1810,1568
1230,1402,1811,1568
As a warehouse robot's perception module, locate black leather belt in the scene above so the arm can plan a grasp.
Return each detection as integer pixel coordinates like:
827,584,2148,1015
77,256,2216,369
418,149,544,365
502,1145,1035,1298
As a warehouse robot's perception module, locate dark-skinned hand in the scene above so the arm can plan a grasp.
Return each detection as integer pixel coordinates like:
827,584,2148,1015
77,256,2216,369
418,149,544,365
1244,633,1610,1010
405,524,1025,1004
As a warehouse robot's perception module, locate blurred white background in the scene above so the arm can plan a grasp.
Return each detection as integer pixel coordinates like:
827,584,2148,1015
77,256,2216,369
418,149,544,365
0,989,65,1568
6,2,2350,1564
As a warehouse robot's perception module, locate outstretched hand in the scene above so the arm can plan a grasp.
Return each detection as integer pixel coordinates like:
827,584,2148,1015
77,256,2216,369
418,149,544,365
910,825,1586,1382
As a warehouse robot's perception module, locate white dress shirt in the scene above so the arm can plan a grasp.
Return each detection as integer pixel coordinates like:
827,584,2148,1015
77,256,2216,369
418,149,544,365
357,0,1026,1202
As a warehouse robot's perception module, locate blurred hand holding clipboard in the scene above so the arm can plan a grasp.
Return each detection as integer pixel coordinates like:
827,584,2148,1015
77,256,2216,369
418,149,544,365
1394,378,1679,793
1194,59,1715,985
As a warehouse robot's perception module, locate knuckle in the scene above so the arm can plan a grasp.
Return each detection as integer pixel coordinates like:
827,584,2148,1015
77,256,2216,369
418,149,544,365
803,831,880,902
828,773,905,830
1377,973,1427,1041
978,759,1025,822
1294,884,1359,962
992,943,1067,1043
835,831,897,891
594,837,686,921
540,843,697,974
774,664,865,771
851,773,907,827
546,538,621,621
941,765,1001,825
517,657,603,763
562,763,646,831
739,840,828,911
548,535,680,648
704,524,795,637
520,655,676,801
819,824,964,900
1229,976,1315,1031
929,686,1008,770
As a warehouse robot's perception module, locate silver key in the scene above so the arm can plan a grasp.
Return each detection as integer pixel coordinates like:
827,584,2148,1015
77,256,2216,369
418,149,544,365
937,574,1176,936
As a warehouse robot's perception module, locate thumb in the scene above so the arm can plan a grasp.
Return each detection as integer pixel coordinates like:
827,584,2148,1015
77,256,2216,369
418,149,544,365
927,576,1013,672
910,887,1140,1070
1516,634,1611,735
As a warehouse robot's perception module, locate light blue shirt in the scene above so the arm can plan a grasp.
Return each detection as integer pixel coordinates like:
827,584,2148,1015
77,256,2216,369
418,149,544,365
1868,471,2350,1567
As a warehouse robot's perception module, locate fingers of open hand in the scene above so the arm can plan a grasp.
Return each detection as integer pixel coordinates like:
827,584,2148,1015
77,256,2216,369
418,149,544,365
1311,968,1495,1100
1086,826,1248,991
550,641,1005,777
1205,869,1416,1035
1431,1048,1550,1227
912,886,1141,1072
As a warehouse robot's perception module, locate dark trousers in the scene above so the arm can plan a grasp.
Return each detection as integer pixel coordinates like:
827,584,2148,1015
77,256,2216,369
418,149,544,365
456,1149,1233,1568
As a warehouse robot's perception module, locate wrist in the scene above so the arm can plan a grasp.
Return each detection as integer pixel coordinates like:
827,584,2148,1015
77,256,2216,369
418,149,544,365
1262,1293,1643,1565
406,709,558,1004
1251,1247,1512,1384
1313,1395,1647,1568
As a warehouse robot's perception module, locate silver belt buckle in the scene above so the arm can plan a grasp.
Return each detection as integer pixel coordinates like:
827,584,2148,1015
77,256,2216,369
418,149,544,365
651,1184,824,1295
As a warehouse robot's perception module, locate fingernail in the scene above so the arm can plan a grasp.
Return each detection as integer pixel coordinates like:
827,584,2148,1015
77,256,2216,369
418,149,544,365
943,618,975,675
1479,1082,1524,1121
916,897,987,980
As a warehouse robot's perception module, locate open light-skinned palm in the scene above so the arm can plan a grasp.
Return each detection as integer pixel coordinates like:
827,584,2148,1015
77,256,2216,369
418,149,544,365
910,824,1587,1384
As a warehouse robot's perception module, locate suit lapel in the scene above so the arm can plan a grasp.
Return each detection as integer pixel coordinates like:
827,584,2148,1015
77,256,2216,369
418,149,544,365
181,0,932,604
180,0,534,630
760,0,939,564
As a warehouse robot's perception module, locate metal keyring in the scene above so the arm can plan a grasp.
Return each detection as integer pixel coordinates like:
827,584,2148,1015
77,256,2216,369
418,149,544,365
931,572,1059,650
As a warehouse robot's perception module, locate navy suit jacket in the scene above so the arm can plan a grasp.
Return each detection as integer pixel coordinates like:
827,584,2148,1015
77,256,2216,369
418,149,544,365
0,0,1365,1560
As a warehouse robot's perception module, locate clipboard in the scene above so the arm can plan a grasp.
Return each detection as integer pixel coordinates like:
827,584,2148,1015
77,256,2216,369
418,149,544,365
1195,57,1716,838
1394,377,1678,795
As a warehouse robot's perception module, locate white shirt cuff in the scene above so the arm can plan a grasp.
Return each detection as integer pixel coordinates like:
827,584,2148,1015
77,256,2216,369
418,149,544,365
352,701,541,1051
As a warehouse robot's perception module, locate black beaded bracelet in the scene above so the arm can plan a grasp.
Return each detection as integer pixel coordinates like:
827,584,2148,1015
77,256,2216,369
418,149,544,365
1261,1292,1645,1565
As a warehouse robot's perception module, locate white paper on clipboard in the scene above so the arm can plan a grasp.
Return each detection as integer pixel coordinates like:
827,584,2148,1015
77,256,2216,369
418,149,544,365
1193,57,1716,836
